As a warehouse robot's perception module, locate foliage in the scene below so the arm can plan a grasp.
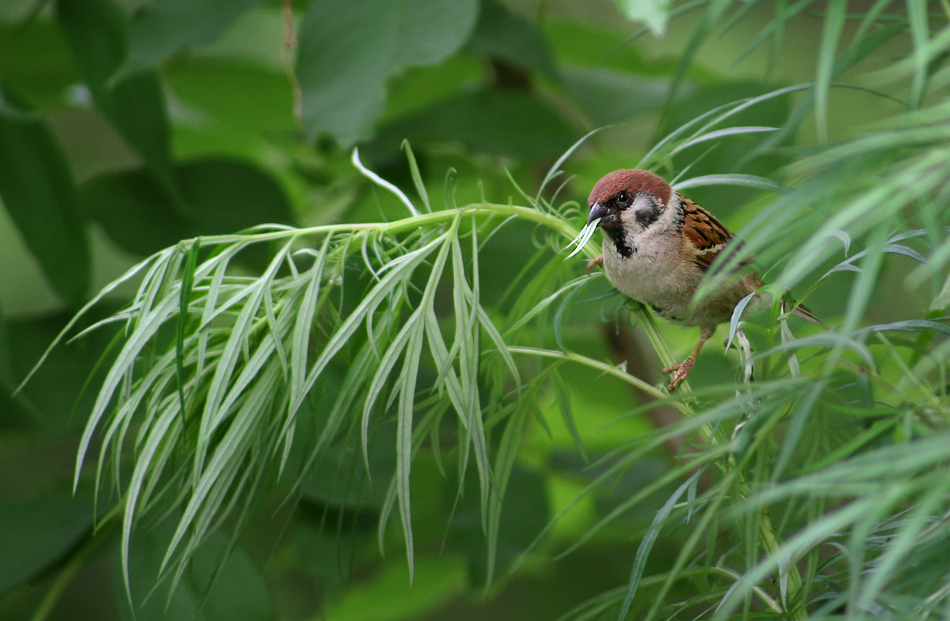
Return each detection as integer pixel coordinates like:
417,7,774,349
2,1,950,621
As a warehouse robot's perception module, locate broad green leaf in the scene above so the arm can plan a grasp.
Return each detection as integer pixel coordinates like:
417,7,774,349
114,0,268,81
0,89,89,304
0,20,77,107
80,158,293,255
296,0,478,146
165,58,295,134
57,0,175,187
373,88,575,160
391,0,478,66
175,158,293,232
79,168,191,255
55,0,125,88
466,0,557,79
296,0,394,147
561,66,670,125
0,492,94,595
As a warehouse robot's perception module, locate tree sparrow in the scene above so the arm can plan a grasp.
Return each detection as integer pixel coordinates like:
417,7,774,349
586,169,823,391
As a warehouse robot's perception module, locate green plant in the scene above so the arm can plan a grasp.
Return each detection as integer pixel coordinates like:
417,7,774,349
6,1,950,620
28,89,950,618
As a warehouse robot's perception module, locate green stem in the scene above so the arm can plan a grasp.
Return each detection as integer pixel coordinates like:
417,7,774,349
176,203,578,248
30,520,116,621
507,346,691,415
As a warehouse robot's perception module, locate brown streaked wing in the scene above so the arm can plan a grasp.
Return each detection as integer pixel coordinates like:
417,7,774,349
681,196,734,271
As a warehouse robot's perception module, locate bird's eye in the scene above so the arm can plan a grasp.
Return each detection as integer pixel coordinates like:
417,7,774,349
616,191,630,204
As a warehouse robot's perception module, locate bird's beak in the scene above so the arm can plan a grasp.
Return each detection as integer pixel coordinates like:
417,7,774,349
587,201,608,227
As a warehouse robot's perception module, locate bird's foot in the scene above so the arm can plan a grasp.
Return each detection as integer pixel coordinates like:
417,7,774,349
662,360,694,392
586,254,603,275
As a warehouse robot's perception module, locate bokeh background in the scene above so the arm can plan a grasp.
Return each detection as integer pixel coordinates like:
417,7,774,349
1,1,943,620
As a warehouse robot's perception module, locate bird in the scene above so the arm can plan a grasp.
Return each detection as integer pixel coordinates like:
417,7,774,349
585,169,824,392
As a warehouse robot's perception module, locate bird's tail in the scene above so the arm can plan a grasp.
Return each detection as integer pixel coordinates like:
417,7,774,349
784,298,827,328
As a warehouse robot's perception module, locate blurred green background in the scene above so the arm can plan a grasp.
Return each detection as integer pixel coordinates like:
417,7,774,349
0,1,931,620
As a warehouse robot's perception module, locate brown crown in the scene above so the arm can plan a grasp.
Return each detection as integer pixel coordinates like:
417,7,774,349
588,169,673,207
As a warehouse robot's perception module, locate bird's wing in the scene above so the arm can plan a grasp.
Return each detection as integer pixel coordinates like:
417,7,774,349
680,195,741,273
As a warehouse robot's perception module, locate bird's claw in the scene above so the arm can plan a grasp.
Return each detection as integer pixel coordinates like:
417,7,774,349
587,254,603,276
662,362,691,392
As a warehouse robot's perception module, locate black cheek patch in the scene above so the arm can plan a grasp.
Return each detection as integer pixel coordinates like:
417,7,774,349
635,203,661,227
604,229,637,259
615,239,634,258
606,229,635,258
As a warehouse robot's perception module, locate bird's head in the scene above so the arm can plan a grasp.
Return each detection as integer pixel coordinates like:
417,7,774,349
586,169,673,234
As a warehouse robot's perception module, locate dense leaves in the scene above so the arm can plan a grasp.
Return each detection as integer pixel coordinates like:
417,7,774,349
116,0,269,81
0,91,89,304
296,0,478,146
80,158,293,255
58,0,176,187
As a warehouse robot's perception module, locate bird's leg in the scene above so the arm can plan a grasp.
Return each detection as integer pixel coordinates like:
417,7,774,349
662,325,715,392
587,254,603,275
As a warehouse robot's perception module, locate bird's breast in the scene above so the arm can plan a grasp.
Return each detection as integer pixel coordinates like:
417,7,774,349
601,234,702,324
